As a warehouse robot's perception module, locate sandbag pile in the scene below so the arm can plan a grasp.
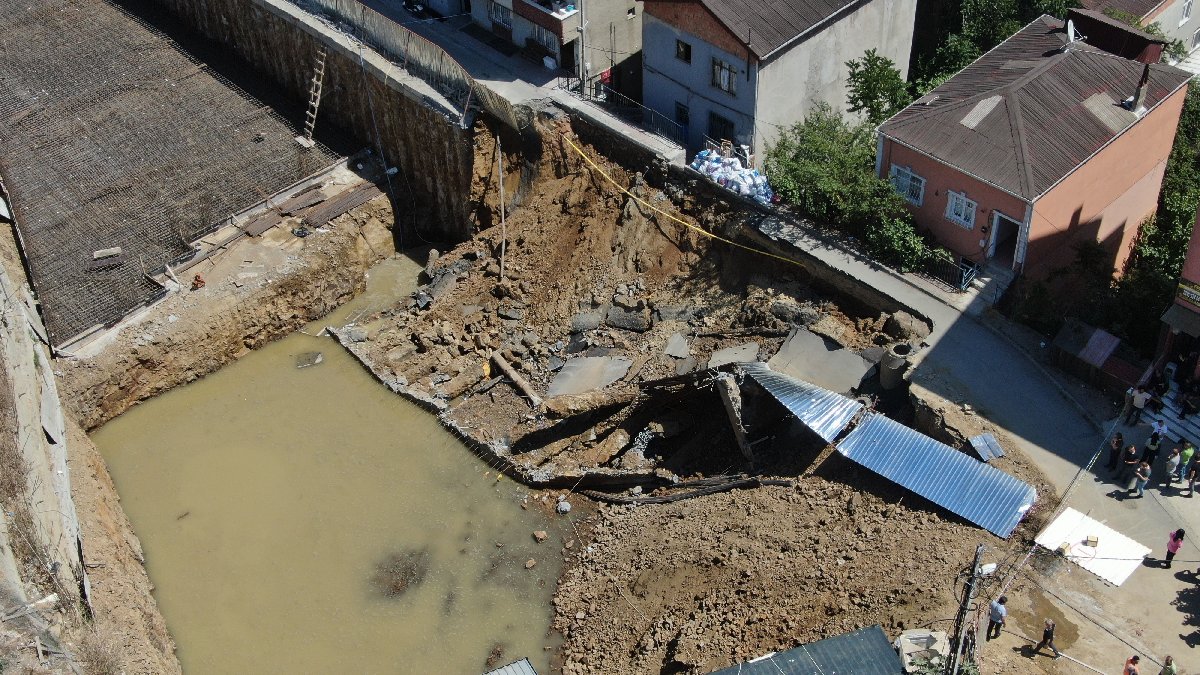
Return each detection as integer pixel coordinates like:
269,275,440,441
690,149,776,205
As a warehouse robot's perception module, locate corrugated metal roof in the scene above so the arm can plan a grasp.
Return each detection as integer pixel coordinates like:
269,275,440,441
695,0,859,59
969,433,1006,461
740,362,862,442
880,16,1192,200
836,413,1036,538
709,625,904,674
483,658,537,675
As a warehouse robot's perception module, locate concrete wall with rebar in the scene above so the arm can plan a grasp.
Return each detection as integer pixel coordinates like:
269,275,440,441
150,0,484,245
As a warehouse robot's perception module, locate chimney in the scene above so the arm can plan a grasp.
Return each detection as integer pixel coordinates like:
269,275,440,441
1124,63,1150,114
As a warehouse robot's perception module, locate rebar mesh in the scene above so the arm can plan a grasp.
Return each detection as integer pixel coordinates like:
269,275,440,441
0,0,340,345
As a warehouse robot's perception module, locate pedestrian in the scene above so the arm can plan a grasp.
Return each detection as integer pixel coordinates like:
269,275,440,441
1166,447,1181,486
1122,385,1135,422
1032,618,1061,658
1118,444,1140,483
1108,432,1126,471
986,595,1007,640
1179,441,1196,482
1159,655,1177,675
1153,419,1170,438
1125,654,1141,674
1127,386,1150,425
1189,463,1198,496
1166,529,1185,568
1142,432,1163,465
1132,461,1152,497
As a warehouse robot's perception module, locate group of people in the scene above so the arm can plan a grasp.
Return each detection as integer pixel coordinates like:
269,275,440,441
986,596,1179,671
1105,422,1199,498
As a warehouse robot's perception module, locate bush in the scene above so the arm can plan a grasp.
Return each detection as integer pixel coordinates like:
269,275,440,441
866,215,931,272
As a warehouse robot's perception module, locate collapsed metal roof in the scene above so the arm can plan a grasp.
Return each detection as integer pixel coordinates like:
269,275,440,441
738,363,1035,538
740,361,862,442
709,625,904,674
837,413,1036,538
482,658,537,675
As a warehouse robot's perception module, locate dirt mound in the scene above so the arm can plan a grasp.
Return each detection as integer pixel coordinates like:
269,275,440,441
553,480,996,674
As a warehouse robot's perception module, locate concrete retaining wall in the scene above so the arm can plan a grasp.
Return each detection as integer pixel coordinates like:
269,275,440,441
150,0,477,242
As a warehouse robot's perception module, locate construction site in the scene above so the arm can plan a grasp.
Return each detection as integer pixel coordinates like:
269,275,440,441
0,0,1190,673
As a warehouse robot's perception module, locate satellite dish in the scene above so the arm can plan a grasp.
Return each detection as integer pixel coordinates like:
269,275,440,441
1067,19,1077,43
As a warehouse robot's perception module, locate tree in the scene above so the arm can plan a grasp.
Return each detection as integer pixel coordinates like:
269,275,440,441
846,49,911,125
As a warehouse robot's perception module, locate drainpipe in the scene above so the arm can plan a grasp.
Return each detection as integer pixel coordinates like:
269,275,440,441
577,0,588,92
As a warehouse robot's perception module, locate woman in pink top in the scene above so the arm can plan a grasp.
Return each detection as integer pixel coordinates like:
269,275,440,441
1165,529,1185,569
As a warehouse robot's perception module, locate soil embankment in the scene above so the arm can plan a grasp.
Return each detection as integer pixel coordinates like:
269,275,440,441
60,196,395,430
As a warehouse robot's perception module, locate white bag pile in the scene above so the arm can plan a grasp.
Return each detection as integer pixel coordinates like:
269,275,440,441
689,149,775,205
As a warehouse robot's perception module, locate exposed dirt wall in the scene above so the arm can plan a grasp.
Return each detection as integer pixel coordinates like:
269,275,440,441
61,198,395,430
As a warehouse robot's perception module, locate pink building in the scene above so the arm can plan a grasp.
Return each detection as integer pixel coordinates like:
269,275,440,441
1159,205,1200,365
877,15,1191,282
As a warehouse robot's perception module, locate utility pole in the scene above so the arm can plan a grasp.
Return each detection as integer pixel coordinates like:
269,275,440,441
577,0,588,95
949,544,986,675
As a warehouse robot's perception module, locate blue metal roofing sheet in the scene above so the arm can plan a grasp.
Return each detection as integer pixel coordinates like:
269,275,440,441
836,413,1036,538
482,658,537,675
740,362,862,442
709,625,904,675
969,433,1006,462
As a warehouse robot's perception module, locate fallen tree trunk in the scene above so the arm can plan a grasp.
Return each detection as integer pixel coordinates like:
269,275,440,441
580,476,792,505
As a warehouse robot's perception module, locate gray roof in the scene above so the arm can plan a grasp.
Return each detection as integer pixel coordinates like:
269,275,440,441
697,0,860,59
740,362,862,442
709,625,904,674
879,15,1192,200
836,413,1037,538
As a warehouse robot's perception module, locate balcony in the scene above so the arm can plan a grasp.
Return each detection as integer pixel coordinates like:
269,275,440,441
522,0,579,20
515,0,582,39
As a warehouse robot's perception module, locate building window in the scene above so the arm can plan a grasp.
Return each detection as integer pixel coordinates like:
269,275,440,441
945,191,978,229
1193,25,1200,48
1185,0,1194,23
888,165,925,206
627,7,636,18
489,1,512,28
535,24,557,50
712,58,736,94
675,102,689,126
675,40,691,63
708,112,735,142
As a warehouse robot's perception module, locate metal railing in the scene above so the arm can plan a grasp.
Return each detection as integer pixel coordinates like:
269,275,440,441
558,78,686,146
924,253,979,292
296,0,519,129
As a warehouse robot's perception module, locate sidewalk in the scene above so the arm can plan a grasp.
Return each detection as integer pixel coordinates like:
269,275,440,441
357,4,686,163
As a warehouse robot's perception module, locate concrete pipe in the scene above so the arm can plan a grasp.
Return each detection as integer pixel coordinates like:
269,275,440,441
879,343,912,390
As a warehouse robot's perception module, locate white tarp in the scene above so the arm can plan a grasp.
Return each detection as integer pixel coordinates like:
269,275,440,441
1034,507,1150,586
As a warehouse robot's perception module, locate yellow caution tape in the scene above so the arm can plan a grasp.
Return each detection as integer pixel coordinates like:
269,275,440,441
560,134,806,268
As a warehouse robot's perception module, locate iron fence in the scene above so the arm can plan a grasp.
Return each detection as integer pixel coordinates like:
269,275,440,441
558,78,686,146
924,254,979,292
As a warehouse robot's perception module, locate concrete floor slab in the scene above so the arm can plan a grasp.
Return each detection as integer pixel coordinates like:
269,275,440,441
768,328,871,394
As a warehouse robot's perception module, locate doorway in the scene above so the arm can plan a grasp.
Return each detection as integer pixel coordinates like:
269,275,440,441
988,212,1021,269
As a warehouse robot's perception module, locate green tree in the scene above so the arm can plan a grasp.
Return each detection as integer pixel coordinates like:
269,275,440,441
846,49,912,125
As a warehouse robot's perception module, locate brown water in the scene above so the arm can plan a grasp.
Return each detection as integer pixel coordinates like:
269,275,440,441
92,256,563,674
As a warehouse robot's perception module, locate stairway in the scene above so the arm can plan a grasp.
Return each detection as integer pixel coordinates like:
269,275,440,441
1139,382,1200,445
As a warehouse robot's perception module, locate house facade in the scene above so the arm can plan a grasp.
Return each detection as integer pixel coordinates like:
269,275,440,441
877,15,1191,279
1158,204,1200,370
641,0,917,159
470,0,644,99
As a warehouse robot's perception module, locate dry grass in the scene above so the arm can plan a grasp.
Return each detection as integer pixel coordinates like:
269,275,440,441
75,624,124,675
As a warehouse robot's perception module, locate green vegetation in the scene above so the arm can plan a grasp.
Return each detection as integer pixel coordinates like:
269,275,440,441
845,49,912,125
764,101,934,272
1102,8,1189,62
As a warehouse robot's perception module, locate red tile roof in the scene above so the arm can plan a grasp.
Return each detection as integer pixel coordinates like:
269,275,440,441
879,16,1191,200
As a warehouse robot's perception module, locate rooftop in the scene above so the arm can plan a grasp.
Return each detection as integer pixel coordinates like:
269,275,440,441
687,0,861,60
879,15,1191,200
1078,0,1167,20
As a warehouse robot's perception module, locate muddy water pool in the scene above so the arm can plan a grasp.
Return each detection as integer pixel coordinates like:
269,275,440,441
92,256,564,674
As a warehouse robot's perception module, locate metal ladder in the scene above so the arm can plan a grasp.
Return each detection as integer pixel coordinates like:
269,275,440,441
298,48,327,147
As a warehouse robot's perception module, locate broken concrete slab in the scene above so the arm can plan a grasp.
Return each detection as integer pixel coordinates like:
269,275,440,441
570,311,603,332
675,356,697,375
654,305,695,323
605,306,650,333
547,356,633,397
295,351,324,368
663,332,689,359
768,328,871,394
884,310,931,341
707,342,759,369
498,306,525,321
